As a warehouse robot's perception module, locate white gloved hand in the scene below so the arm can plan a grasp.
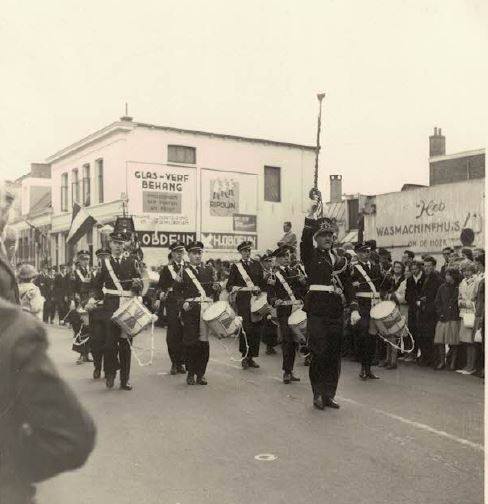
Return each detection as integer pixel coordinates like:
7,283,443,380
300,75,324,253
350,310,361,326
183,302,190,312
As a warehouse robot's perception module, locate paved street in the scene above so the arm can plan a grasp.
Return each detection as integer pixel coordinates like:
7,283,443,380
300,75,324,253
38,325,484,504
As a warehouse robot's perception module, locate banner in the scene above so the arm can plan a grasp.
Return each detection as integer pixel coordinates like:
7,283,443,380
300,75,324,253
233,214,257,233
136,231,197,248
201,232,258,250
127,163,197,231
209,178,239,216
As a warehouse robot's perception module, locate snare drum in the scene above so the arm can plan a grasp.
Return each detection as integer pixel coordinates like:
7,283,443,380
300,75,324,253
370,301,406,338
288,309,307,344
202,301,241,338
250,293,272,321
111,297,156,338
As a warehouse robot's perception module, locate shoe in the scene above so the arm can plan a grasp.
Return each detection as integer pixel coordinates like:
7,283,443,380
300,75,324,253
266,346,277,355
106,374,115,389
290,374,300,382
324,398,340,409
177,365,186,374
248,359,260,368
120,382,133,391
435,363,446,371
283,372,291,384
386,364,397,370
241,359,250,370
76,356,83,365
359,366,368,380
366,367,380,379
196,376,208,385
187,374,195,385
93,368,101,380
170,365,178,375
313,393,325,410
378,360,387,368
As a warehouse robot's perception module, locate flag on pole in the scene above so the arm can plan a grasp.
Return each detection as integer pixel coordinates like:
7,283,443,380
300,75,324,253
67,203,97,245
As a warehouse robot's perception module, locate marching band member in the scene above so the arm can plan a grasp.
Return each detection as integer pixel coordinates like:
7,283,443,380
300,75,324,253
91,231,143,390
157,241,187,376
261,253,279,355
175,241,220,386
226,241,266,369
300,203,354,410
350,242,390,380
70,250,93,364
268,247,302,384
87,248,111,380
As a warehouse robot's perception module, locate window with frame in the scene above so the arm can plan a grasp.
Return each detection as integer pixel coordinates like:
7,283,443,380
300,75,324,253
82,163,91,206
167,145,196,164
61,173,68,211
264,166,281,202
71,169,79,205
96,159,104,203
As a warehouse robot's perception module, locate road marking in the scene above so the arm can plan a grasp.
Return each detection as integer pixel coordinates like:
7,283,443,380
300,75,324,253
210,357,484,453
254,453,278,461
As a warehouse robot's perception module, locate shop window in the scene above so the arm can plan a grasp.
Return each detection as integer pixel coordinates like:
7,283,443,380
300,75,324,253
168,145,196,164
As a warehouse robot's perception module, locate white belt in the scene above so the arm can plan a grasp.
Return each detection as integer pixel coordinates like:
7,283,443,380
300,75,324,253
356,292,380,299
103,287,134,298
309,285,342,295
185,297,213,303
232,286,254,292
276,300,302,306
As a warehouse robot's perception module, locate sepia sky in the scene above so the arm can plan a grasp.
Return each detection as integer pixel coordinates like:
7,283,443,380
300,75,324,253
1,0,486,196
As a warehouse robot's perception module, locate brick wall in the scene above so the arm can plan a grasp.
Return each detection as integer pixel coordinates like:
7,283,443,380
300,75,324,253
429,153,485,185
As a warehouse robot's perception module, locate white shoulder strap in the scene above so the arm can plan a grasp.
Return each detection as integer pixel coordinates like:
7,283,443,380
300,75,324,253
354,264,377,294
105,258,124,293
236,262,255,290
185,267,207,298
168,264,178,281
76,269,90,283
275,270,297,303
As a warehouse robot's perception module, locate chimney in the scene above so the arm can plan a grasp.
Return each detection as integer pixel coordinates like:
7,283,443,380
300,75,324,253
329,175,342,203
429,126,446,157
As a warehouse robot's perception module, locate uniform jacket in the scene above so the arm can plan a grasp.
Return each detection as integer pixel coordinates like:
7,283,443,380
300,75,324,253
405,273,425,311
0,300,96,504
226,259,266,316
417,271,442,324
92,255,141,314
53,273,70,301
300,217,354,318
174,264,215,345
267,265,301,318
158,261,186,306
0,252,19,304
73,266,92,305
435,283,460,322
350,261,390,316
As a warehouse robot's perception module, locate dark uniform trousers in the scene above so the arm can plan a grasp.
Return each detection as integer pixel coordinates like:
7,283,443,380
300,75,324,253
181,303,209,378
103,319,132,383
308,314,343,399
356,309,377,367
278,307,297,372
236,292,262,358
89,309,106,372
166,297,185,367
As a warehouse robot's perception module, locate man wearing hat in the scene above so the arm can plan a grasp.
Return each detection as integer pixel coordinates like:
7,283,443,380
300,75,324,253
268,247,302,383
158,241,187,375
91,231,143,390
402,250,415,268
174,241,220,385
350,242,390,380
440,247,454,279
86,248,110,379
226,240,266,369
300,205,355,410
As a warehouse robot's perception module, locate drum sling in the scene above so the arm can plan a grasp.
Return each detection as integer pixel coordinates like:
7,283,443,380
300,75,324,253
185,267,212,342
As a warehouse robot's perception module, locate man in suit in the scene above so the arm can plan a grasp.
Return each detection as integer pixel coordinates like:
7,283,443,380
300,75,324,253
417,256,442,367
226,241,266,369
157,241,187,375
350,243,391,380
405,260,425,363
91,231,143,390
440,247,454,279
0,298,96,504
268,246,302,384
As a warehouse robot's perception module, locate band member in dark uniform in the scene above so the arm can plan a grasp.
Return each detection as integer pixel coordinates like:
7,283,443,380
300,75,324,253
268,247,302,384
226,241,266,369
91,231,143,390
69,250,93,364
87,248,111,379
175,241,220,385
350,242,390,380
261,253,278,355
53,264,70,324
300,205,354,410
158,241,187,375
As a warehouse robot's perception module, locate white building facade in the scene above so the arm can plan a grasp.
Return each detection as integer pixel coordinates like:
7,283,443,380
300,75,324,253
47,118,316,267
